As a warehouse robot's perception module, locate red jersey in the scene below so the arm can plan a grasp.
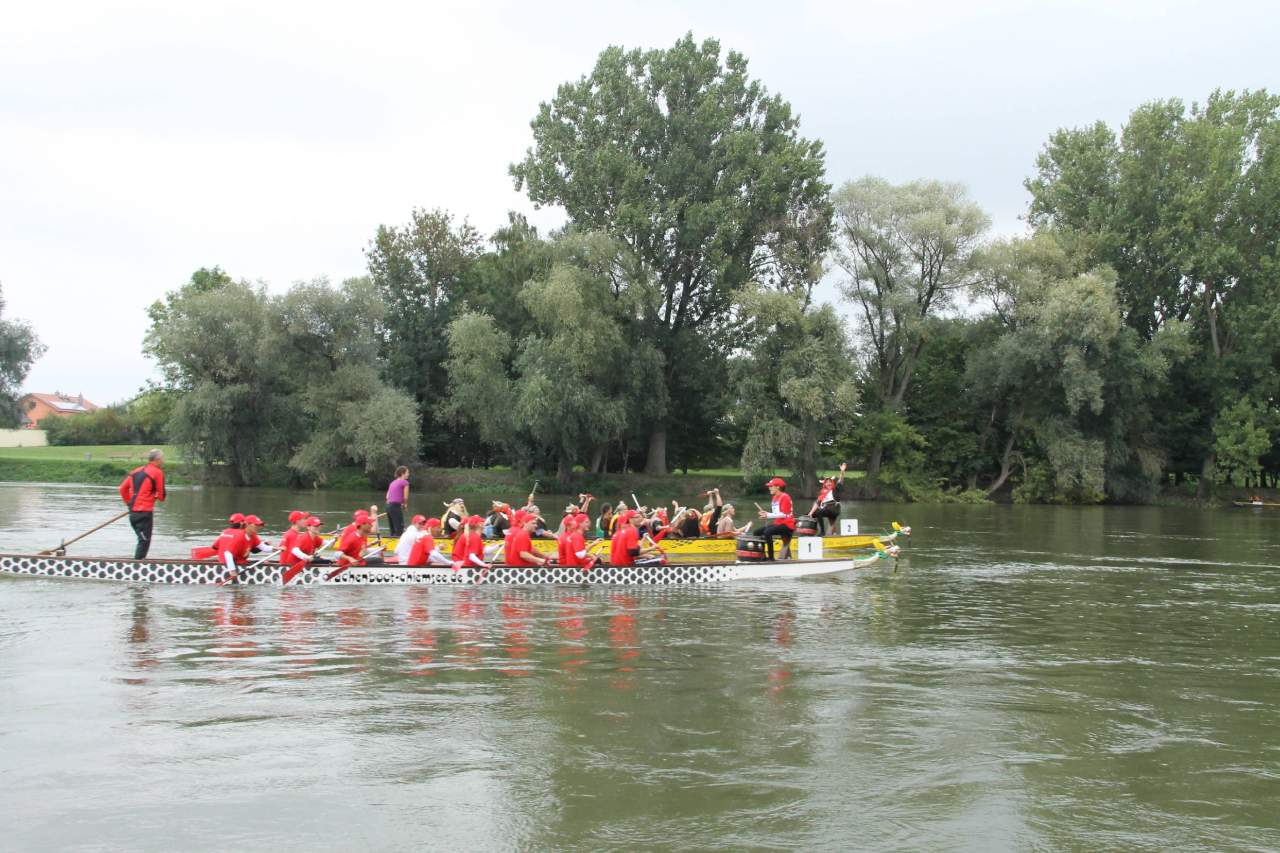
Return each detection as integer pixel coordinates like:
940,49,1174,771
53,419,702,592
280,528,314,569
406,534,436,567
337,524,367,564
214,528,250,563
118,464,166,512
507,527,538,567
610,525,639,567
560,530,586,568
770,493,796,529
453,531,486,569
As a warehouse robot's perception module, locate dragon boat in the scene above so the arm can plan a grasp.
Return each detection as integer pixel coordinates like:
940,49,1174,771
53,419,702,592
337,523,909,558
0,551,891,587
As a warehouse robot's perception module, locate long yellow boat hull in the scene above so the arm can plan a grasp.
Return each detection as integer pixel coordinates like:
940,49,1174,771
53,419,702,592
349,529,903,556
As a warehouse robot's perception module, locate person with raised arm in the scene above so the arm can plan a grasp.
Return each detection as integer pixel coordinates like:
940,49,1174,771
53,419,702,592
808,462,847,535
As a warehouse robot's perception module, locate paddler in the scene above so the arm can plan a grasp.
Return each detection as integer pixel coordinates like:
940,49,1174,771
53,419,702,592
441,498,467,540
211,513,264,583
279,511,315,583
404,517,450,567
327,509,383,578
394,513,427,564
118,448,166,559
506,511,551,568
609,510,662,567
451,515,490,572
557,515,597,572
754,477,796,560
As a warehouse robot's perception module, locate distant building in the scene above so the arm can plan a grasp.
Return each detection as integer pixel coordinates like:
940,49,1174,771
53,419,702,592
19,392,100,428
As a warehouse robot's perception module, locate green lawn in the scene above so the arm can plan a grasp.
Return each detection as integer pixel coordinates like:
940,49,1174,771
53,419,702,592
0,444,180,462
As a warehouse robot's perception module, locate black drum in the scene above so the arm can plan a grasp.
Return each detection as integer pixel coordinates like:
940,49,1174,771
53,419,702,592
735,535,769,561
795,515,819,536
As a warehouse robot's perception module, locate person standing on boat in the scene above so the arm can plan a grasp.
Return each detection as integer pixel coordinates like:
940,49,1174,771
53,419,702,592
385,467,411,536
118,449,166,559
755,477,796,560
808,462,847,535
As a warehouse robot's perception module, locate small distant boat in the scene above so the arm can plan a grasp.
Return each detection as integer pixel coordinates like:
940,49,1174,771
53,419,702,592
1232,499,1280,508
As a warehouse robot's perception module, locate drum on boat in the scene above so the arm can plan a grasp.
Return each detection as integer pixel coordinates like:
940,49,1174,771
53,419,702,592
794,515,820,536
735,535,769,561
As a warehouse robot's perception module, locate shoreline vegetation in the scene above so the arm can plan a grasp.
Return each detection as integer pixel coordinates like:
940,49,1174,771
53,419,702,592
0,445,1262,507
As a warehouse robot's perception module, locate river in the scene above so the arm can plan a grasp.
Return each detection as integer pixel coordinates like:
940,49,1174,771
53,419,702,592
1,482,1278,850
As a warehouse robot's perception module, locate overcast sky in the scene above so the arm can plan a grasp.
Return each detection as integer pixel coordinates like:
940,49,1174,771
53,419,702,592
3,0,1276,404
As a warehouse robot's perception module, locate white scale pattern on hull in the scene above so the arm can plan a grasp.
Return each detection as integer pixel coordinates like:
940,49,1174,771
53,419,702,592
0,554,827,586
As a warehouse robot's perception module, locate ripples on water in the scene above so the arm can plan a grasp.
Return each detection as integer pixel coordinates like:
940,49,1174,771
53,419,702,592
1,485,1279,850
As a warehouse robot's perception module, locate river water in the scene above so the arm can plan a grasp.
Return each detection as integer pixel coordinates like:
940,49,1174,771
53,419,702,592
1,482,1278,851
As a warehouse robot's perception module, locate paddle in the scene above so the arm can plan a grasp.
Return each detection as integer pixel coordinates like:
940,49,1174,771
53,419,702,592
38,509,130,556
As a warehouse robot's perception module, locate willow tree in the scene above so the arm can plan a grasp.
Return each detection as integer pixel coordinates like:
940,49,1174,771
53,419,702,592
833,177,989,487
511,33,832,474
733,286,859,495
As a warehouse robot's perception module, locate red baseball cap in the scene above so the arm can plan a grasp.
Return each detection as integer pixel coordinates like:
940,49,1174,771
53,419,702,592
574,513,590,527
425,517,441,527
244,515,264,526
465,515,484,526
288,510,307,523
411,514,427,526
229,513,245,524
353,510,372,524
562,515,578,530
765,477,786,488
513,510,528,525
305,517,322,527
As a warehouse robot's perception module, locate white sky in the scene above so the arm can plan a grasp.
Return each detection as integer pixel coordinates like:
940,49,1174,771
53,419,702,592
3,0,1276,404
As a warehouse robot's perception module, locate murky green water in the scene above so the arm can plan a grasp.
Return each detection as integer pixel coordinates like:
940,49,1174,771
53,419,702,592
1,483,1278,850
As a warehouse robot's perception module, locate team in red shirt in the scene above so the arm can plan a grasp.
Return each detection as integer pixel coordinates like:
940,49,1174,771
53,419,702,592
180,474,811,582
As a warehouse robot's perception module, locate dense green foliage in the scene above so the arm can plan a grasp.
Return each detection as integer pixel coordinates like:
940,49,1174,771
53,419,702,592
511,33,833,475
111,32,1276,501
0,283,45,427
144,269,418,486
43,388,174,445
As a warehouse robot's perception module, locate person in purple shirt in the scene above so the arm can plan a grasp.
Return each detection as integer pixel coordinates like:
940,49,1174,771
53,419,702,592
385,466,410,536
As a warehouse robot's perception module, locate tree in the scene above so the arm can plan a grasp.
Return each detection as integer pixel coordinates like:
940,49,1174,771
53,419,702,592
511,33,833,473
365,208,483,461
1026,89,1280,495
1213,398,1272,486
966,238,1185,503
0,283,45,427
833,177,989,489
443,234,657,481
732,286,859,495
274,277,420,484
144,272,293,484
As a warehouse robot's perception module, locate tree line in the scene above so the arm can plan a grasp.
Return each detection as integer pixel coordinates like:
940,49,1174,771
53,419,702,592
9,34,1278,501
